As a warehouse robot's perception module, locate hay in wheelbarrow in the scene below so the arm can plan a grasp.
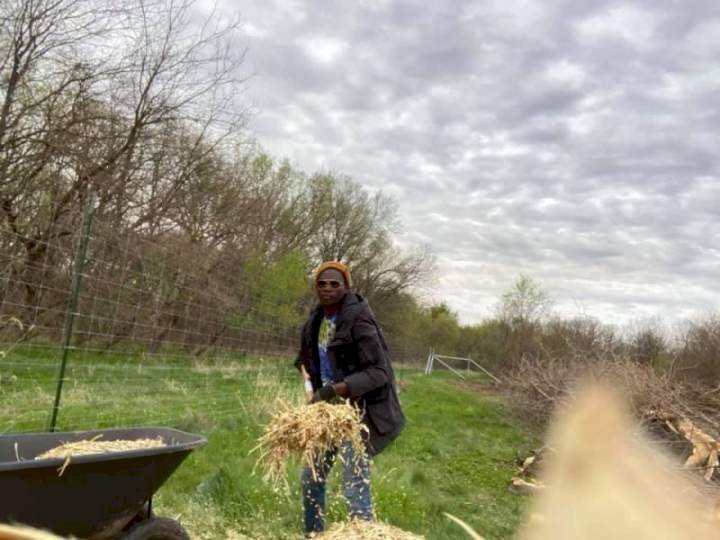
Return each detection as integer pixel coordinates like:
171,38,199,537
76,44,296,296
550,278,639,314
34,435,165,476
35,436,165,460
253,400,367,489
313,519,425,539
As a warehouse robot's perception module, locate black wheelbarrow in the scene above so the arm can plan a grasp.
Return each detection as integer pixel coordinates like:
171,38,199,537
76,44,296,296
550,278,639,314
0,427,207,539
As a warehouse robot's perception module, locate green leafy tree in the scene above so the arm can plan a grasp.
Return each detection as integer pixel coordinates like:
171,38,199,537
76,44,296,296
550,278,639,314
457,320,507,370
235,251,312,333
415,302,461,354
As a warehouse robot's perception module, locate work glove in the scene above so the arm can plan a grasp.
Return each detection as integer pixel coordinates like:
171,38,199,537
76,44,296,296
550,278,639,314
311,384,337,403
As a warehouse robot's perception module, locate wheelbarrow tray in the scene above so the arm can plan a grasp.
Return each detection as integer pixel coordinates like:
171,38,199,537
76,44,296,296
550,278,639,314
0,427,206,539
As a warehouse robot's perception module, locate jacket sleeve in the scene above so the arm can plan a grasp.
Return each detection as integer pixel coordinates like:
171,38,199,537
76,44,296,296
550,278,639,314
343,315,390,397
294,316,311,372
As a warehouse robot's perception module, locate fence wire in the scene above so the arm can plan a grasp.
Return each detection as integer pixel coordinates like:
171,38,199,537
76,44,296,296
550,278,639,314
0,211,424,433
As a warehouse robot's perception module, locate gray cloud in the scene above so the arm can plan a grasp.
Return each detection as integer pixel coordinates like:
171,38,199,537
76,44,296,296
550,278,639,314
217,0,720,324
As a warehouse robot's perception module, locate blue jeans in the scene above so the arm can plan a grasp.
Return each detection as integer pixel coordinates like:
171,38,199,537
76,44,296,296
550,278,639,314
301,440,373,534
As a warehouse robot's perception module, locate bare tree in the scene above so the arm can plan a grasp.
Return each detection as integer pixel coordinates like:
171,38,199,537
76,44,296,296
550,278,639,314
0,0,249,325
496,274,553,328
0,0,119,321
494,275,553,367
309,173,398,263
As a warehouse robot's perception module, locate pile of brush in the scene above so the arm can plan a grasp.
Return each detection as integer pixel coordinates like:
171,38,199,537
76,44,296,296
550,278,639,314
254,400,367,487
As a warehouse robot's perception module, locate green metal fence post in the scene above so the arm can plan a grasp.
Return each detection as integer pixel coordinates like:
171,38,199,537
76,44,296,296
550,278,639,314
48,192,96,431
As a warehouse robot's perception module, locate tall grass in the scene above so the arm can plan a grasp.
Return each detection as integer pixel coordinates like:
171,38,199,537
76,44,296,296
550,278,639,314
0,350,535,539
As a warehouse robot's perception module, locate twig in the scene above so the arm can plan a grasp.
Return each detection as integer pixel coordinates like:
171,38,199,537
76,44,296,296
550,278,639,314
444,513,485,540
530,381,552,401
58,454,71,476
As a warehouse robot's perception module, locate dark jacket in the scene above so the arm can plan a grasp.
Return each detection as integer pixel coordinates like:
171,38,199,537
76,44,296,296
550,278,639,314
294,293,405,456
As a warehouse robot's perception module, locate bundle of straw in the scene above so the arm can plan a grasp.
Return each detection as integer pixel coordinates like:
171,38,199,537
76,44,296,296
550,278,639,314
313,520,426,539
254,400,367,488
35,437,165,460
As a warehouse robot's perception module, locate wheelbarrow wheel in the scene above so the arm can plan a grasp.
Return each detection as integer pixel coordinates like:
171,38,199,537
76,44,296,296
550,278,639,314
122,517,190,540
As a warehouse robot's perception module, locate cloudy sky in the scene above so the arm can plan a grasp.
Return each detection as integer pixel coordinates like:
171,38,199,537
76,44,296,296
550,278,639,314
212,0,719,326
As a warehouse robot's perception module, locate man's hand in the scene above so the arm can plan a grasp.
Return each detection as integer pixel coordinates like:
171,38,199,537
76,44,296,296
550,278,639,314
301,365,313,402
311,384,337,403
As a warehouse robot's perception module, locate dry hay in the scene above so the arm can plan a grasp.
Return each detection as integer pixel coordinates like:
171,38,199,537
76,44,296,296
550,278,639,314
34,435,165,476
313,519,425,539
253,400,367,488
35,436,165,460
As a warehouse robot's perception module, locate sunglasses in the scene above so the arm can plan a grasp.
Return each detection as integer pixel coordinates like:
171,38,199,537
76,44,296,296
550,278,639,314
316,279,343,289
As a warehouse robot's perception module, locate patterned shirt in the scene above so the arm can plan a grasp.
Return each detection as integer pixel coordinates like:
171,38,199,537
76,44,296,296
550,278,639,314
318,314,337,385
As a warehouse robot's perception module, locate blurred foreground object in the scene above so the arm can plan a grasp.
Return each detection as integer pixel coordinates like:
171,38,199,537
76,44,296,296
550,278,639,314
518,384,719,540
0,524,63,540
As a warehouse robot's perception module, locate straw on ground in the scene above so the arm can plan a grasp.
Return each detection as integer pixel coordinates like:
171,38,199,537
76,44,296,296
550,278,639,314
314,519,425,539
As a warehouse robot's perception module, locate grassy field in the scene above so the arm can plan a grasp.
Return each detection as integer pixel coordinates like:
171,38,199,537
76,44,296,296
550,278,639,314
0,348,537,539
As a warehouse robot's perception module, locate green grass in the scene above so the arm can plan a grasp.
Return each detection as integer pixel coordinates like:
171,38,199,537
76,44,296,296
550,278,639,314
0,348,537,539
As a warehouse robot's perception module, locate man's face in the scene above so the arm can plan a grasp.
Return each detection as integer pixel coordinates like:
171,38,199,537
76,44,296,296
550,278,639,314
315,269,348,306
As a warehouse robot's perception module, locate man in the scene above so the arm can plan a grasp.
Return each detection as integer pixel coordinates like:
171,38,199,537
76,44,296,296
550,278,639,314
294,260,405,535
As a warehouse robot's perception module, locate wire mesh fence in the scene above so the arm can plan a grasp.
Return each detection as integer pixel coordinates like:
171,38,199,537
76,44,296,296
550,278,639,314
0,204,424,434
2,224,294,358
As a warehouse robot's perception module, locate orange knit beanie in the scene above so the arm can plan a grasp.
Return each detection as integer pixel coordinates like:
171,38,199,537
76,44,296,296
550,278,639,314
313,261,352,288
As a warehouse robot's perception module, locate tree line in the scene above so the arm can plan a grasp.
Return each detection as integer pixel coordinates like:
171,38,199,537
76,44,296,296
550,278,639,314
2,0,718,381
0,0,435,360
